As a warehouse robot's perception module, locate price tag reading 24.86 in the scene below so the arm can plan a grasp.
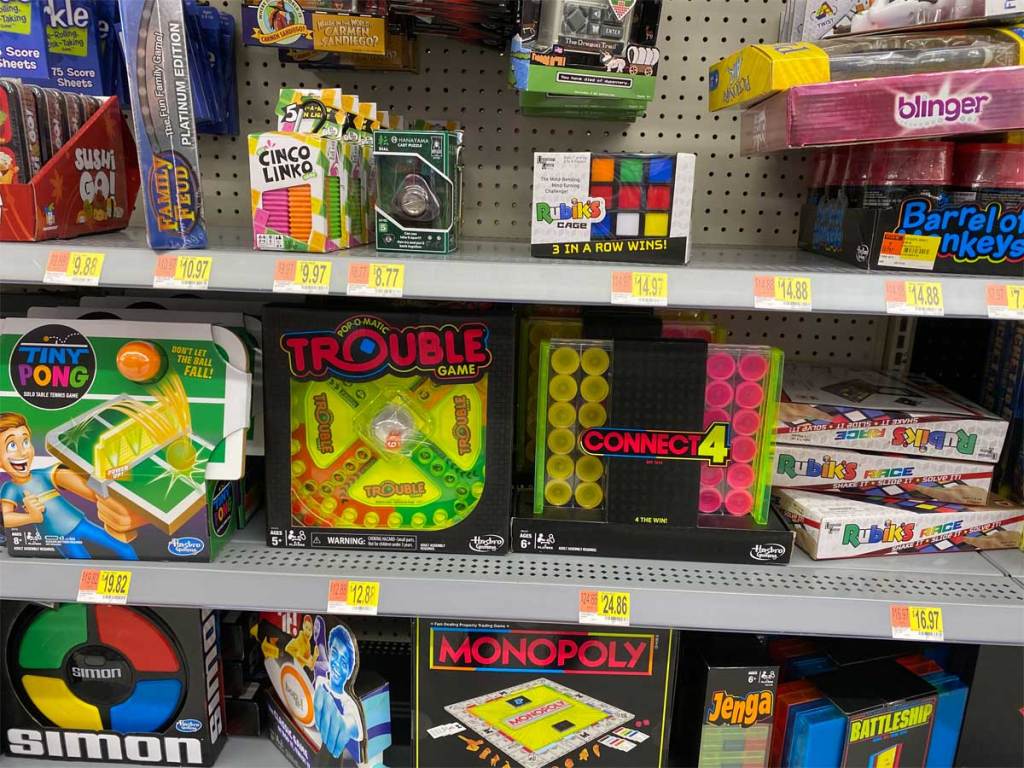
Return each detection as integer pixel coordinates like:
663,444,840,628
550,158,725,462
579,589,631,627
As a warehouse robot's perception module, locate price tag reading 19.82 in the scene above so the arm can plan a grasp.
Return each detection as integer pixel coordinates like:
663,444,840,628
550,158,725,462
77,568,132,605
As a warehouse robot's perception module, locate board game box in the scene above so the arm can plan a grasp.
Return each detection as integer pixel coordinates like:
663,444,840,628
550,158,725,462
777,365,1008,464
774,483,1024,559
262,307,513,555
414,619,678,768
0,318,251,562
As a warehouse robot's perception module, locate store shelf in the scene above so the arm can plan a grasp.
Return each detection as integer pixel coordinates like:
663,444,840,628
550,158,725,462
983,548,1024,586
2,524,1021,645
2,228,1017,318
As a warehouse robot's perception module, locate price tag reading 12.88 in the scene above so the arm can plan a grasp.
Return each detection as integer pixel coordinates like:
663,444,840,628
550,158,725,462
78,568,132,605
579,589,630,627
327,579,380,615
273,259,332,294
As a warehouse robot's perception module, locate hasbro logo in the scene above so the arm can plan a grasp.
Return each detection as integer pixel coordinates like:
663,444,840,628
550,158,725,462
175,719,202,733
709,69,720,91
168,537,205,557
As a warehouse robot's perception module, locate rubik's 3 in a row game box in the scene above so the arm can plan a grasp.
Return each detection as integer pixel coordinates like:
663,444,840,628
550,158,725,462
414,619,677,768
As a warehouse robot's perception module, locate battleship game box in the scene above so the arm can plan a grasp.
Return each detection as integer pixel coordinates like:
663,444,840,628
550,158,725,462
414,619,678,768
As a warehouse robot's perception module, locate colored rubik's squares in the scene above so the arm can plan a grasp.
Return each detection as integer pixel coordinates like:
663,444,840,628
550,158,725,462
532,152,696,264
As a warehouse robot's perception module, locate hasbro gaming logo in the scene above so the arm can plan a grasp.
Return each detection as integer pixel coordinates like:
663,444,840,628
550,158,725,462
168,537,205,557
469,534,505,553
895,90,990,129
175,719,202,734
749,543,786,562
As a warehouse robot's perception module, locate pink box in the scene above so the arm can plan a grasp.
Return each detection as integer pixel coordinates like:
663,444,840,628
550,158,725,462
742,66,1024,154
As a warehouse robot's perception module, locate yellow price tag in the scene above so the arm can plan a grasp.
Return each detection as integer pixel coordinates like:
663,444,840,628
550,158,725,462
45,251,105,286
878,233,940,269
347,262,405,298
154,254,212,289
886,280,944,317
611,271,668,306
579,589,630,626
274,259,333,294
987,283,1024,319
78,568,132,604
890,605,943,641
327,579,380,615
754,275,812,310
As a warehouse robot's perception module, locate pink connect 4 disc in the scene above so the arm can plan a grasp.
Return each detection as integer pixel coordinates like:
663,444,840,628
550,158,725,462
738,353,768,381
706,352,737,380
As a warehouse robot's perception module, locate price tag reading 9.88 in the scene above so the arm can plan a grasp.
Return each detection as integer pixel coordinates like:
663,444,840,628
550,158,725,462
45,251,105,286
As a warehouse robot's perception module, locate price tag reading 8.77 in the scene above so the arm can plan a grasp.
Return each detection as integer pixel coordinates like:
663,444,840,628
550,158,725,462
78,568,132,605
327,579,380,615
347,262,405,298
579,589,630,626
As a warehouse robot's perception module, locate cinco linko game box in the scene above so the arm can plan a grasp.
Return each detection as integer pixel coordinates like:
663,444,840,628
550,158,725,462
414,619,678,768
263,308,513,554
0,319,251,562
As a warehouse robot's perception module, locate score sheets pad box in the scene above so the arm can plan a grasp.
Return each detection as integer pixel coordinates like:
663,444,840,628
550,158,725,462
414,619,678,768
774,483,1024,559
0,318,251,562
531,152,696,265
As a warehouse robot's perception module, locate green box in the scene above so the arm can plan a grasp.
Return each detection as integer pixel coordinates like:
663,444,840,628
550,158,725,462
374,130,462,254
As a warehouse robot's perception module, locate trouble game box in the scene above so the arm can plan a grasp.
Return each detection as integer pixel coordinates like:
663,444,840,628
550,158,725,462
0,318,251,562
414,619,677,768
263,307,514,555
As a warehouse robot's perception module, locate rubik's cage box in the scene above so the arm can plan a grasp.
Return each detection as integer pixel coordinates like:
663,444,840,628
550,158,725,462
0,318,252,563
1,602,226,766
414,619,678,768
263,307,514,554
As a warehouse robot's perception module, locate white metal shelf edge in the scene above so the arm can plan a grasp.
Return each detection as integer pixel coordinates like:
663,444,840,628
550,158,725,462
2,229,1016,318
1,544,1021,645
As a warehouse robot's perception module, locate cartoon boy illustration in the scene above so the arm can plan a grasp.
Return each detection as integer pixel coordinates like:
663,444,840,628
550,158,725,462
0,150,18,185
312,618,364,759
285,613,318,670
0,412,141,560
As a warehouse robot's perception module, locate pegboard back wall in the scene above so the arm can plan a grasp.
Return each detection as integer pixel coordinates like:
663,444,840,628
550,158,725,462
202,0,803,243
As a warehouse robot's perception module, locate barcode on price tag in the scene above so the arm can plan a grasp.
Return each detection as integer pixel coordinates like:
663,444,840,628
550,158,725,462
611,271,668,306
886,280,944,316
890,605,944,642
579,589,631,626
273,259,332,294
878,233,940,270
78,569,132,605
753,275,812,311
327,579,380,615
44,251,105,286
347,262,405,298
153,254,212,290
986,284,1024,319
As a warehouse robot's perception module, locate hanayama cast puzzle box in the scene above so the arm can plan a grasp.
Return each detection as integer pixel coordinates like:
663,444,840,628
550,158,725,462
1,602,227,766
0,318,251,562
263,307,514,555
777,365,1009,464
414,619,678,768
532,152,696,264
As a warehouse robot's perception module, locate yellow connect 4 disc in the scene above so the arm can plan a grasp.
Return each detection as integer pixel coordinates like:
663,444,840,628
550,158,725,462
575,482,604,509
547,428,576,455
578,402,607,428
547,454,574,480
576,455,604,483
550,346,581,375
549,374,578,402
548,402,576,429
581,346,610,376
580,375,609,403
545,480,573,506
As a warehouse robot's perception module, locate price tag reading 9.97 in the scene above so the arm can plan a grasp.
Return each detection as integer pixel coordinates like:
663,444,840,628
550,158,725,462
274,259,333,295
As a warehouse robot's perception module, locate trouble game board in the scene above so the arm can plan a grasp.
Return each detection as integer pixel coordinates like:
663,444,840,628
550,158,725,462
444,678,633,768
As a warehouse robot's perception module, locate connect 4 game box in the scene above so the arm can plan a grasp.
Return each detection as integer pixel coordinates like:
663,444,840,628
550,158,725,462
414,619,678,768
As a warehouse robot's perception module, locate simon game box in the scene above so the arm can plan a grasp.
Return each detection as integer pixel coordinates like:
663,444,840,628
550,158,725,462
414,619,678,768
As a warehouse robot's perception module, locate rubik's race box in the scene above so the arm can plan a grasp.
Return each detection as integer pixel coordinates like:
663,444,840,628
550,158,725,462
263,307,513,554
0,318,252,562
774,483,1024,559
777,365,1009,464
253,612,391,767
414,619,678,768
1,602,226,765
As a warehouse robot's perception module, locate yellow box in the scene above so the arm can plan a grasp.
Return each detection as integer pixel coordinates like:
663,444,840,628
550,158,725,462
709,42,830,111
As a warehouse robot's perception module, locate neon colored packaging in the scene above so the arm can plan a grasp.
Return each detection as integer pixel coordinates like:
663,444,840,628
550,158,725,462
0,0,49,82
118,0,206,249
248,131,348,253
710,27,1024,111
